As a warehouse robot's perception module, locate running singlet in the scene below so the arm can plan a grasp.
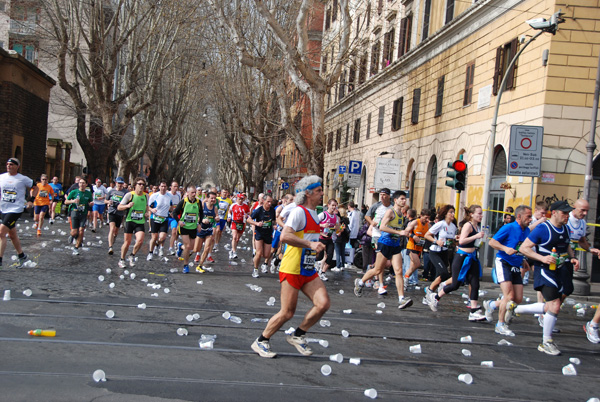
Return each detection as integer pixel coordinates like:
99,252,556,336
180,197,201,230
407,219,429,251
34,183,54,206
318,211,337,239
125,193,147,224
201,203,217,230
428,220,457,252
493,221,530,267
279,205,321,276
251,206,276,235
528,220,570,269
378,209,405,247
216,197,233,220
49,183,63,200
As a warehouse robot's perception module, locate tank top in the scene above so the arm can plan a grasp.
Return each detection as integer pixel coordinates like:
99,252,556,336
279,206,321,276
201,202,217,230
180,197,200,230
407,219,429,251
378,209,404,247
126,193,147,224
460,222,479,249
319,211,337,239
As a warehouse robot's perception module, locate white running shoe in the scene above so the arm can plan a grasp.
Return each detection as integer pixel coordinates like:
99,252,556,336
426,292,438,312
251,338,276,358
128,256,136,267
584,321,600,344
261,263,268,274
252,268,259,278
495,323,515,336
118,259,126,268
469,309,487,322
158,247,164,257
146,254,153,261
538,339,561,356
483,300,494,322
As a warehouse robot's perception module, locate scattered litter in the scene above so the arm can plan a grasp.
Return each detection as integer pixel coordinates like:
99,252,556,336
409,344,422,354
319,320,331,327
341,330,349,338
375,310,383,314
377,302,385,309
251,318,269,323
186,315,194,322
458,373,473,385
562,363,577,376
199,334,217,349
339,290,344,295
23,289,32,297
349,357,361,365
98,275,105,282
106,310,115,318
137,303,146,309
480,361,494,368
92,369,106,382
343,309,352,314
462,349,471,357
109,283,115,289
177,328,188,336
320,364,332,376
497,339,512,346
570,357,581,365
329,353,343,363
460,335,472,343
364,388,377,399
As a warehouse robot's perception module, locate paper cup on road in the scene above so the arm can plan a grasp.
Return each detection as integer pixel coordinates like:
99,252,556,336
460,335,472,343
177,328,188,336
562,363,577,376
23,289,32,297
364,388,377,399
3,290,11,301
569,357,581,365
458,373,473,384
137,303,146,309
329,353,343,363
343,309,352,314
222,311,231,320
319,339,329,348
461,349,471,357
341,330,349,338
409,344,422,354
349,357,361,365
105,310,115,318
320,364,332,376
480,361,494,368
92,369,106,382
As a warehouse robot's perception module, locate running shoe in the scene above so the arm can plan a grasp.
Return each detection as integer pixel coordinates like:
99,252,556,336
318,270,328,282
584,321,600,344
398,297,413,310
286,334,313,356
252,268,259,278
158,247,164,257
426,292,438,312
378,286,388,295
128,255,136,267
67,235,74,244
495,323,515,336
483,300,494,322
91,229,96,233
231,252,238,260
422,296,429,305
261,263,268,274
203,266,214,272
194,254,201,263
168,248,175,256
33,223,38,229
538,339,561,356
207,256,215,263
213,244,219,252
504,300,517,324
49,219,54,225
118,259,126,268
469,309,487,321
195,266,205,274
251,338,277,358
72,248,80,256
36,229,41,236
108,247,113,255
270,261,277,274
176,242,183,258
17,254,29,267
354,278,363,297
146,253,153,261
182,265,189,274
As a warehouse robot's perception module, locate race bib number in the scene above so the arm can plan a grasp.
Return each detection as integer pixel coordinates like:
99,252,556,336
39,190,49,198
301,249,316,269
131,210,144,220
218,208,226,218
2,189,17,203
184,213,197,223
263,220,272,229
111,194,123,203
416,239,426,247
94,192,102,199
234,222,244,231
77,204,86,212
153,215,166,224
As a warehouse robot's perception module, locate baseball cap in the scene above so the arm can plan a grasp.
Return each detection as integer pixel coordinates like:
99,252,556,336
115,177,125,184
7,157,20,166
550,200,573,213
239,193,246,199
380,188,391,195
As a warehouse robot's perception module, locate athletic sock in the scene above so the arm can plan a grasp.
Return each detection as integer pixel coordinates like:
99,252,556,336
515,302,545,315
258,335,269,343
294,328,306,337
543,312,558,342
358,279,364,286
18,252,25,259
488,300,497,311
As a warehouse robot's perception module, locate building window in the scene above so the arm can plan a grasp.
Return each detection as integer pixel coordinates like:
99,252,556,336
335,128,342,150
377,105,385,135
426,156,437,209
377,0,383,15
422,0,431,41
366,112,372,140
382,29,395,68
325,7,331,30
358,53,368,84
353,118,361,144
411,88,421,124
332,0,338,22
345,123,350,147
348,58,356,91
493,38,518,95
435,76,445,117
322,54,328,74
391,97,403,131
370,41,381,76
464,61,475,106
338,70,346,101
355,15,361,38
327,131,333,153
398,16,412,58
445,0,455,24
366,3,371,28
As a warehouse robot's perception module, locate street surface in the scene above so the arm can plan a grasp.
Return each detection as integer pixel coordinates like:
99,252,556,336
1,217,599,401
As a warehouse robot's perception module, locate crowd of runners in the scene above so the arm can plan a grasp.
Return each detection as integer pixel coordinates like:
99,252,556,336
1,158,599,359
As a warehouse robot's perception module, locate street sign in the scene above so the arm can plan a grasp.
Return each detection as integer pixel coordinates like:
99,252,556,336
338,165,347,174
349,160,362,174
281,182,289,190
374,157,401,190
508,125,543,177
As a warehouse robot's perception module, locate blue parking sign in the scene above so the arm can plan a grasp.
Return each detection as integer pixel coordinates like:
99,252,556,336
349,160,362,174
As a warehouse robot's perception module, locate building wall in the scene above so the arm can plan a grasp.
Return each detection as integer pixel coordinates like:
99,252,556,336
323,0,600,211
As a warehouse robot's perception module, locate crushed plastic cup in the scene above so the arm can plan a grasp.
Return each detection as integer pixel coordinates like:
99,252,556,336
92,369,106,382
341,330,349,338
196,281,203,285
319,339,329,348
319,319,331,327
458,373,473,385
199,334,217,349
98,275,105,282
460,335,472,343
498,339,512,346
230,316,242,324
186,315,194,322
193,313,200,320
480,361,494,368
109,283,115,289
562,363,577,376
229,261,238,265
329,353,344,363
222,311,231,320
137,303,146,309
343,309,352,314
409,344,422,354
22,289,32,297
130,273,136,279
151,293,158,297
577,308,586,317
349,357,361,365
375,310,383,314
164,288,170,294
570,357,581,365
268,296,276,303
177,328,188,336
106,268,111,274
339,289,344,295
462,349,471,357
320,364,332,376
377,302,386,309
3,290,10,301
251,318,269,323
364,388,378,399
106,310,115,318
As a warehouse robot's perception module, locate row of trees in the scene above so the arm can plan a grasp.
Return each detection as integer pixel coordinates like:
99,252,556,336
38,0,353,191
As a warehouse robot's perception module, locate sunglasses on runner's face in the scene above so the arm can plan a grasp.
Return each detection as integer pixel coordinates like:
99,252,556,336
136,182,145,186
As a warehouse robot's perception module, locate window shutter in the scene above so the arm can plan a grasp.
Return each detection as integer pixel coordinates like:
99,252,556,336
506,38,518,90
398,18,406,58
492,46,502,95
435,76,444,117
377,106,385,135
411,88,421,124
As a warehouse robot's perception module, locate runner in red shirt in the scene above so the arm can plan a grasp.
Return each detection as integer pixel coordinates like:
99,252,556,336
230,194,250,259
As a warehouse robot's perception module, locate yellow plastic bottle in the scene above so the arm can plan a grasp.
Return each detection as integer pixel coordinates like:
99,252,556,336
549,247,557,271
28,329,56,337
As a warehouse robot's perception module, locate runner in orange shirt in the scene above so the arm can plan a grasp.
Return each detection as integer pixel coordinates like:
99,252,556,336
32,174,55,236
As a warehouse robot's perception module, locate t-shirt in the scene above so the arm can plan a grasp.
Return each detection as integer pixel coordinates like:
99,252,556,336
149,192,173,221
567,211,586,249
428,220,458,252
348,209,360,239
280,202,297,221
318,210,339,239
107,189,126,215
67,189,94,214
251,206,276,235
230,203,250,222
216,197,233,220
493,221,530,267
0,172,34,214
49,183,63,200
279,205,321,275
33,183,54,206
169,191,182,206
92,185,107,205
366,201,392,240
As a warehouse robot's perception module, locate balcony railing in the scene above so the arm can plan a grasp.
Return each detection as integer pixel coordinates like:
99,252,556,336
9,20,37,35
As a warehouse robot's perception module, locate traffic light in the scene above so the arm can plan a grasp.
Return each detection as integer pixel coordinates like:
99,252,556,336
445,159,467,192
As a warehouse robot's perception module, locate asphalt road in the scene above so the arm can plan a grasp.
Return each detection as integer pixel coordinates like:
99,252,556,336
1,217,599,402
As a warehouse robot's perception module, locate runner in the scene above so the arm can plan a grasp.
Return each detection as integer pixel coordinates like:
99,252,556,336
271,195,297,272
0,158,35,267
250,193,264,256
229,193,250,260
214,189,233,252
353,191,413,309
192,191,218,272
167,181,182,255
117,178,149,268
106,177,126,255
427,205,486,321
91,178,107,232
248,195,276,278
32,174,54,236
484,204,532,335
64,177,94,255
147,181,173,260
516,200,579,355
171,185,202,274
365,188,394,293
49,176,63,224
402,209,431,283
316,199,340,281
251,175,329,358
271,194,294,272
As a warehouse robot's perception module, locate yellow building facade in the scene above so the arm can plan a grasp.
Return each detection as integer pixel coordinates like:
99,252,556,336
323,0,600,228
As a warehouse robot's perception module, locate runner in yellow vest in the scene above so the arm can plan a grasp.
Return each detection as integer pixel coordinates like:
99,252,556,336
117,177,149,268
